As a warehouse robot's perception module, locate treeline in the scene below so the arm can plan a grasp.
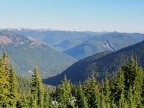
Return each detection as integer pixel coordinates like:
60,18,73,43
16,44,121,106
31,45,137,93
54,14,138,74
53,57,144,108
1,52,144,108
0,52,51,108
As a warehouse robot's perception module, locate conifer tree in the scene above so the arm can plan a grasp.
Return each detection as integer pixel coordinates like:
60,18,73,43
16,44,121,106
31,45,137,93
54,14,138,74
76,83,88,108
31,65,44,108
111,57,144,107
122,57,143,107
99,92,107,108
56,75,72,107
16,94,28,108
103,78,111,108
83,75,100,108
43,88,51,108
28,93,37,108
0,58,8,107
127,86,134,108
9,65,18,107
113,69,125,106
0,52,10,107
2,51,9,75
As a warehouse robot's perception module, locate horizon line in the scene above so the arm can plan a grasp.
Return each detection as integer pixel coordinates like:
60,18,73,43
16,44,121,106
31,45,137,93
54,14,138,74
0,27,144,34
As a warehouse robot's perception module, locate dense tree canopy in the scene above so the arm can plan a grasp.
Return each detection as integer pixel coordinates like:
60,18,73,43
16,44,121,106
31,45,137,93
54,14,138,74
0,52,144,108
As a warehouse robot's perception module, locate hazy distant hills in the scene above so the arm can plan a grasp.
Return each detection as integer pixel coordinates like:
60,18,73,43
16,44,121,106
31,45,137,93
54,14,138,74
5,28,144,59
129,33,144,41
0,30,77,78
44,40,144,85
1,28,144,84
6,28,97,50
64,32,139,59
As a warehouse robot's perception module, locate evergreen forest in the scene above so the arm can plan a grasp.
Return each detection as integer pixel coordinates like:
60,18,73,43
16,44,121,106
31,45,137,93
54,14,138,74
1,52,144,108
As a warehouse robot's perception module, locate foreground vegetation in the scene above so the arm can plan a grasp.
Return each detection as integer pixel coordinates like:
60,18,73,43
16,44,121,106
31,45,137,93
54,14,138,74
0,51,144,108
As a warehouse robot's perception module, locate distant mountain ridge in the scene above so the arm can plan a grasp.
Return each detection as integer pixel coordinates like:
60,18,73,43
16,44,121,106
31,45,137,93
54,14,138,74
64,32,142,59
0,30,77,78
44,40,144,85
1,28,144,84
4,28,144,59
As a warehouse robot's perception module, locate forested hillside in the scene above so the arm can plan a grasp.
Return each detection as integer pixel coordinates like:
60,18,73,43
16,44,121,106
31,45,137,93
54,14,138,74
0,30,77,78
1,0,144,107
1,51,144,108
44,51,112,85
44,40,144,85
4,29,144,59
64,32,139,59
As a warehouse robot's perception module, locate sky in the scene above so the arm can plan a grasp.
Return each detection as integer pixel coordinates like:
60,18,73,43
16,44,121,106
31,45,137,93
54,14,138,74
0,0,144,33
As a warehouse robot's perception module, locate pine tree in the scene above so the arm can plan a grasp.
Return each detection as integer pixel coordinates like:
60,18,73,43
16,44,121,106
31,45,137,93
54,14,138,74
103,78,111,108
9,65,18,107
0,52,10,107
76,83,88,108
83,75,100,108
31,65,44,108
2,51,9,75
111,57,144,107
16,93,28,108
122,57,143,107
127,86,134,108
112,69,125,107
118,89,125,108
28,93,37,108
43,88,51,108
56,75,72,107
99,92,106,108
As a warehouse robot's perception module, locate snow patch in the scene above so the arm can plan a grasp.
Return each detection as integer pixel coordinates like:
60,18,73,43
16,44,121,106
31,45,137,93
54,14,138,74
103,41,114,51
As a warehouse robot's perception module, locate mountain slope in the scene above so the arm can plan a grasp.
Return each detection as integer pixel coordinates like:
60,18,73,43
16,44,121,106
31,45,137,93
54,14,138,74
5,29,97,51
129,33,144,41
43,51,112,85
44,40,144,85
64,40,110,59
4,29,144,60
0,30,77,78
64,32,141,59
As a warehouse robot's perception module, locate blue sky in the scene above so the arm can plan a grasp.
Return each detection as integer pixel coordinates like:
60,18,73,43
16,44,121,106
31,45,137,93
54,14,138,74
0,0,144,33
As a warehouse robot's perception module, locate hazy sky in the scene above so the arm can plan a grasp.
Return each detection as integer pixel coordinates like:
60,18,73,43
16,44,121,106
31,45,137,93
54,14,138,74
0,0,144,32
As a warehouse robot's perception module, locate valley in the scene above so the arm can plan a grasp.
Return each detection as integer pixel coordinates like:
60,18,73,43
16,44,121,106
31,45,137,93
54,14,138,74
0,30,77,78
1,29,144,79
1,0,144,107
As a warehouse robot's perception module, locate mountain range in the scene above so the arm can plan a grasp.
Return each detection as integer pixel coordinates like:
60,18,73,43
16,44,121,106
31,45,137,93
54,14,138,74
1,28,144,83
64,32,140,59
44,40,144,85
0,30,77,78
4,28,144,59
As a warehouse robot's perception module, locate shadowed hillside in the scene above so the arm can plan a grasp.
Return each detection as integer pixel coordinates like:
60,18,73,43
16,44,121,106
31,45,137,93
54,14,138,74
44,40,144,85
